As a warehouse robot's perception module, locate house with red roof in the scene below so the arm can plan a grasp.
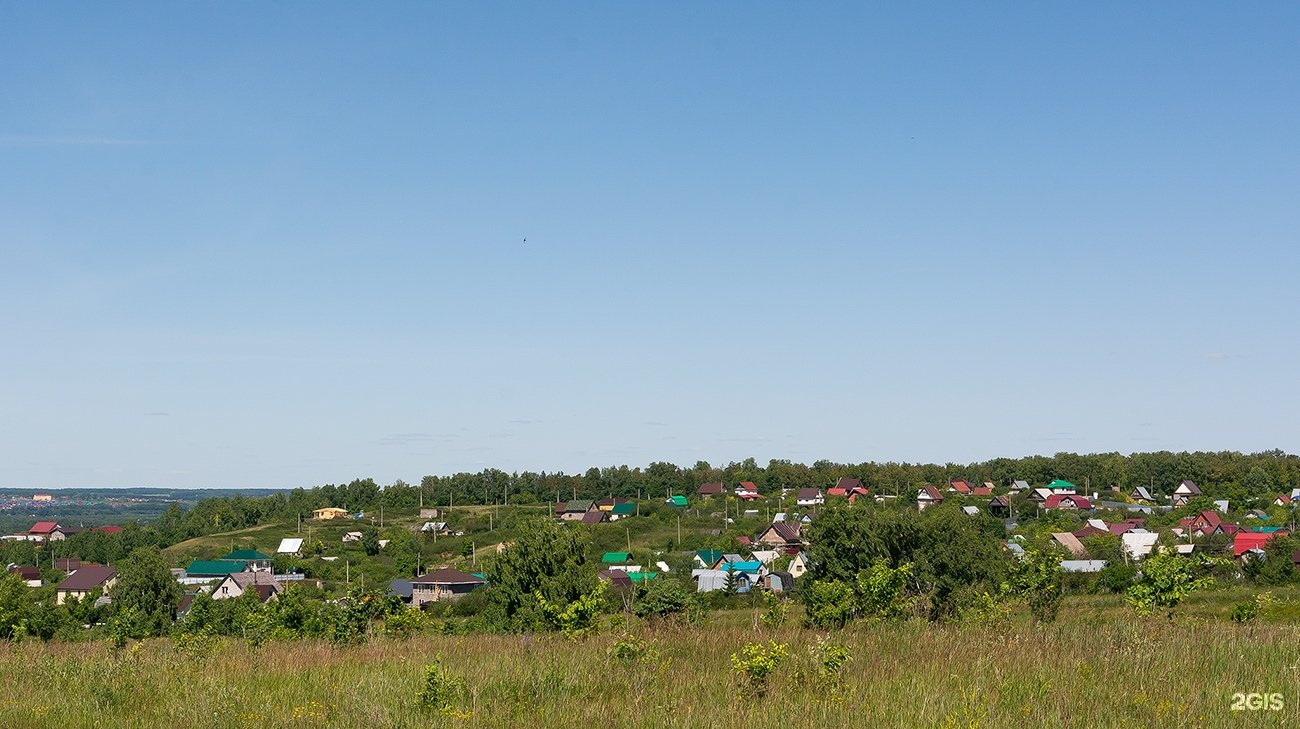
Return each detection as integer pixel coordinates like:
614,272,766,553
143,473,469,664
755,521,803,549
947,480,974,495
917,486,944,511
697,482,726,498
1044,494,1092,510
1234,531,1288,558
28,521,60,540
735,482,761,500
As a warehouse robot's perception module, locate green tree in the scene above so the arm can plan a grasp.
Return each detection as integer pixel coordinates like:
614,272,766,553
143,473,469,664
109,546,183,637
1126,551,1219,618
483,518,595,630
1006,549,1064,623
0,571,32,641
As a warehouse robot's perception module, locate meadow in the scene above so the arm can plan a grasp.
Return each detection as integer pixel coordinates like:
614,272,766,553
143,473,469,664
2,590,1297,729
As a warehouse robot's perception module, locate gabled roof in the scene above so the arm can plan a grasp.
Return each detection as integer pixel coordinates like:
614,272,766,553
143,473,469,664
971,486,993,497
695,549,724,566
388,579,413,599
29,521,59,535
1045,494,1092,509
1131,486,1154,501
1175,480,1201,495
412,568,485,585
564,499,594,512
56,565,116,592
609,502,637,515
737,481,759,492
1011,480,1030,490
597,569,633,588
1045,479,1077,492
8,566,39,581
918,485,944,502
948,480,973,494
666,495,688,507
835,477,864,491
580,511,606,524
95,525,123,534
697,482,725,495
1234,531,1288,557
1051,532,1088,557
796,488,823,500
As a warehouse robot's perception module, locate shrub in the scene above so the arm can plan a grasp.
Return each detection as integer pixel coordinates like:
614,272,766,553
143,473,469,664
730,640,789,698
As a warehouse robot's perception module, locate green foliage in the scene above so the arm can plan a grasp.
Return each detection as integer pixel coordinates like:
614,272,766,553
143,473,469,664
1230,591,1276,624
805,506,1006,618
1006,549,1064,623
383,606,431,639
1094,562,1137,594
536,582,606,638
483,517,595,630
1126,551,1221,618
110,546,182,637
633,577,693,621
0,571,32,642
760,592,789,629
801,579,857,630
608,632,659,666
416,656,466,714
802,560,916,629
360,526,381,557
730,640,789,698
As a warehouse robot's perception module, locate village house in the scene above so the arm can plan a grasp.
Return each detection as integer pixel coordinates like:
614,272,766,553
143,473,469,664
735,482,761,500
917,485,944,511
554,500,596,521
55,564,116,605
221,549,272,572
795,488,824,507
948,480,973,495
7,566,41,588
1044,494,1093,510
211,571,282,602
312,507,349,520
696,482,726,498
828,478,869,500
410,568,484,607
1171,480,1202,507
755,521,803,549
987,494,1010,518
1130,486,1156,504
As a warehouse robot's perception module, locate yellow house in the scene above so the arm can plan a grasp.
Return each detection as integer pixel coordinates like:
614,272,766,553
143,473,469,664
313,507,349,520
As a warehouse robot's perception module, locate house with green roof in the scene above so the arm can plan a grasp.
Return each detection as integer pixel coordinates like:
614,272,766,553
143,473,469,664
694,549,724,569
602,551,633,565
666,495,688,508
609,502,638,520
186,560,247,579
627,571,658,583
1046,479,1077,492
221,549,272,572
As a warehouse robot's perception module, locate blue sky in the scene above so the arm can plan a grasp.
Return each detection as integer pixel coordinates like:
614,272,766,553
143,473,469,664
3,3,1298,488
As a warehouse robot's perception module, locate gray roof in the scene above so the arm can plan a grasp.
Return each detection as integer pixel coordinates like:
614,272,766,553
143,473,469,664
56,565,116,592
1060,560,1107,573
388,579,413,599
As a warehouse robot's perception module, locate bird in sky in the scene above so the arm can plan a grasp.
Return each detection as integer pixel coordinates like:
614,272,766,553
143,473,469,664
523,237,527,244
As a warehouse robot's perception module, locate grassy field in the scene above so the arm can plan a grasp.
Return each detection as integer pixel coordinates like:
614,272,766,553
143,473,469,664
3,592,1297,728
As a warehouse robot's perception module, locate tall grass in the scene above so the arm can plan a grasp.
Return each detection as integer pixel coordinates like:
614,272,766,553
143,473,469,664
1,598,1296,728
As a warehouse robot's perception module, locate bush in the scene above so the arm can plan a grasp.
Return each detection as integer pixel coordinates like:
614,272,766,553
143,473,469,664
730,641,788,698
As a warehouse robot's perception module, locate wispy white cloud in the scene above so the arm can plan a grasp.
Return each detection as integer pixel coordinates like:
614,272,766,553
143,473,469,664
1204,352,1245,361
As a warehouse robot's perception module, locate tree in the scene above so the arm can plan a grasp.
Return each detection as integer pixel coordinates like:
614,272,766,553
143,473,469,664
0,571,31,641
361,526,381,557
1006,549,1064,623
483,518,594,630
1126,551,1219,618
110,546,182,637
